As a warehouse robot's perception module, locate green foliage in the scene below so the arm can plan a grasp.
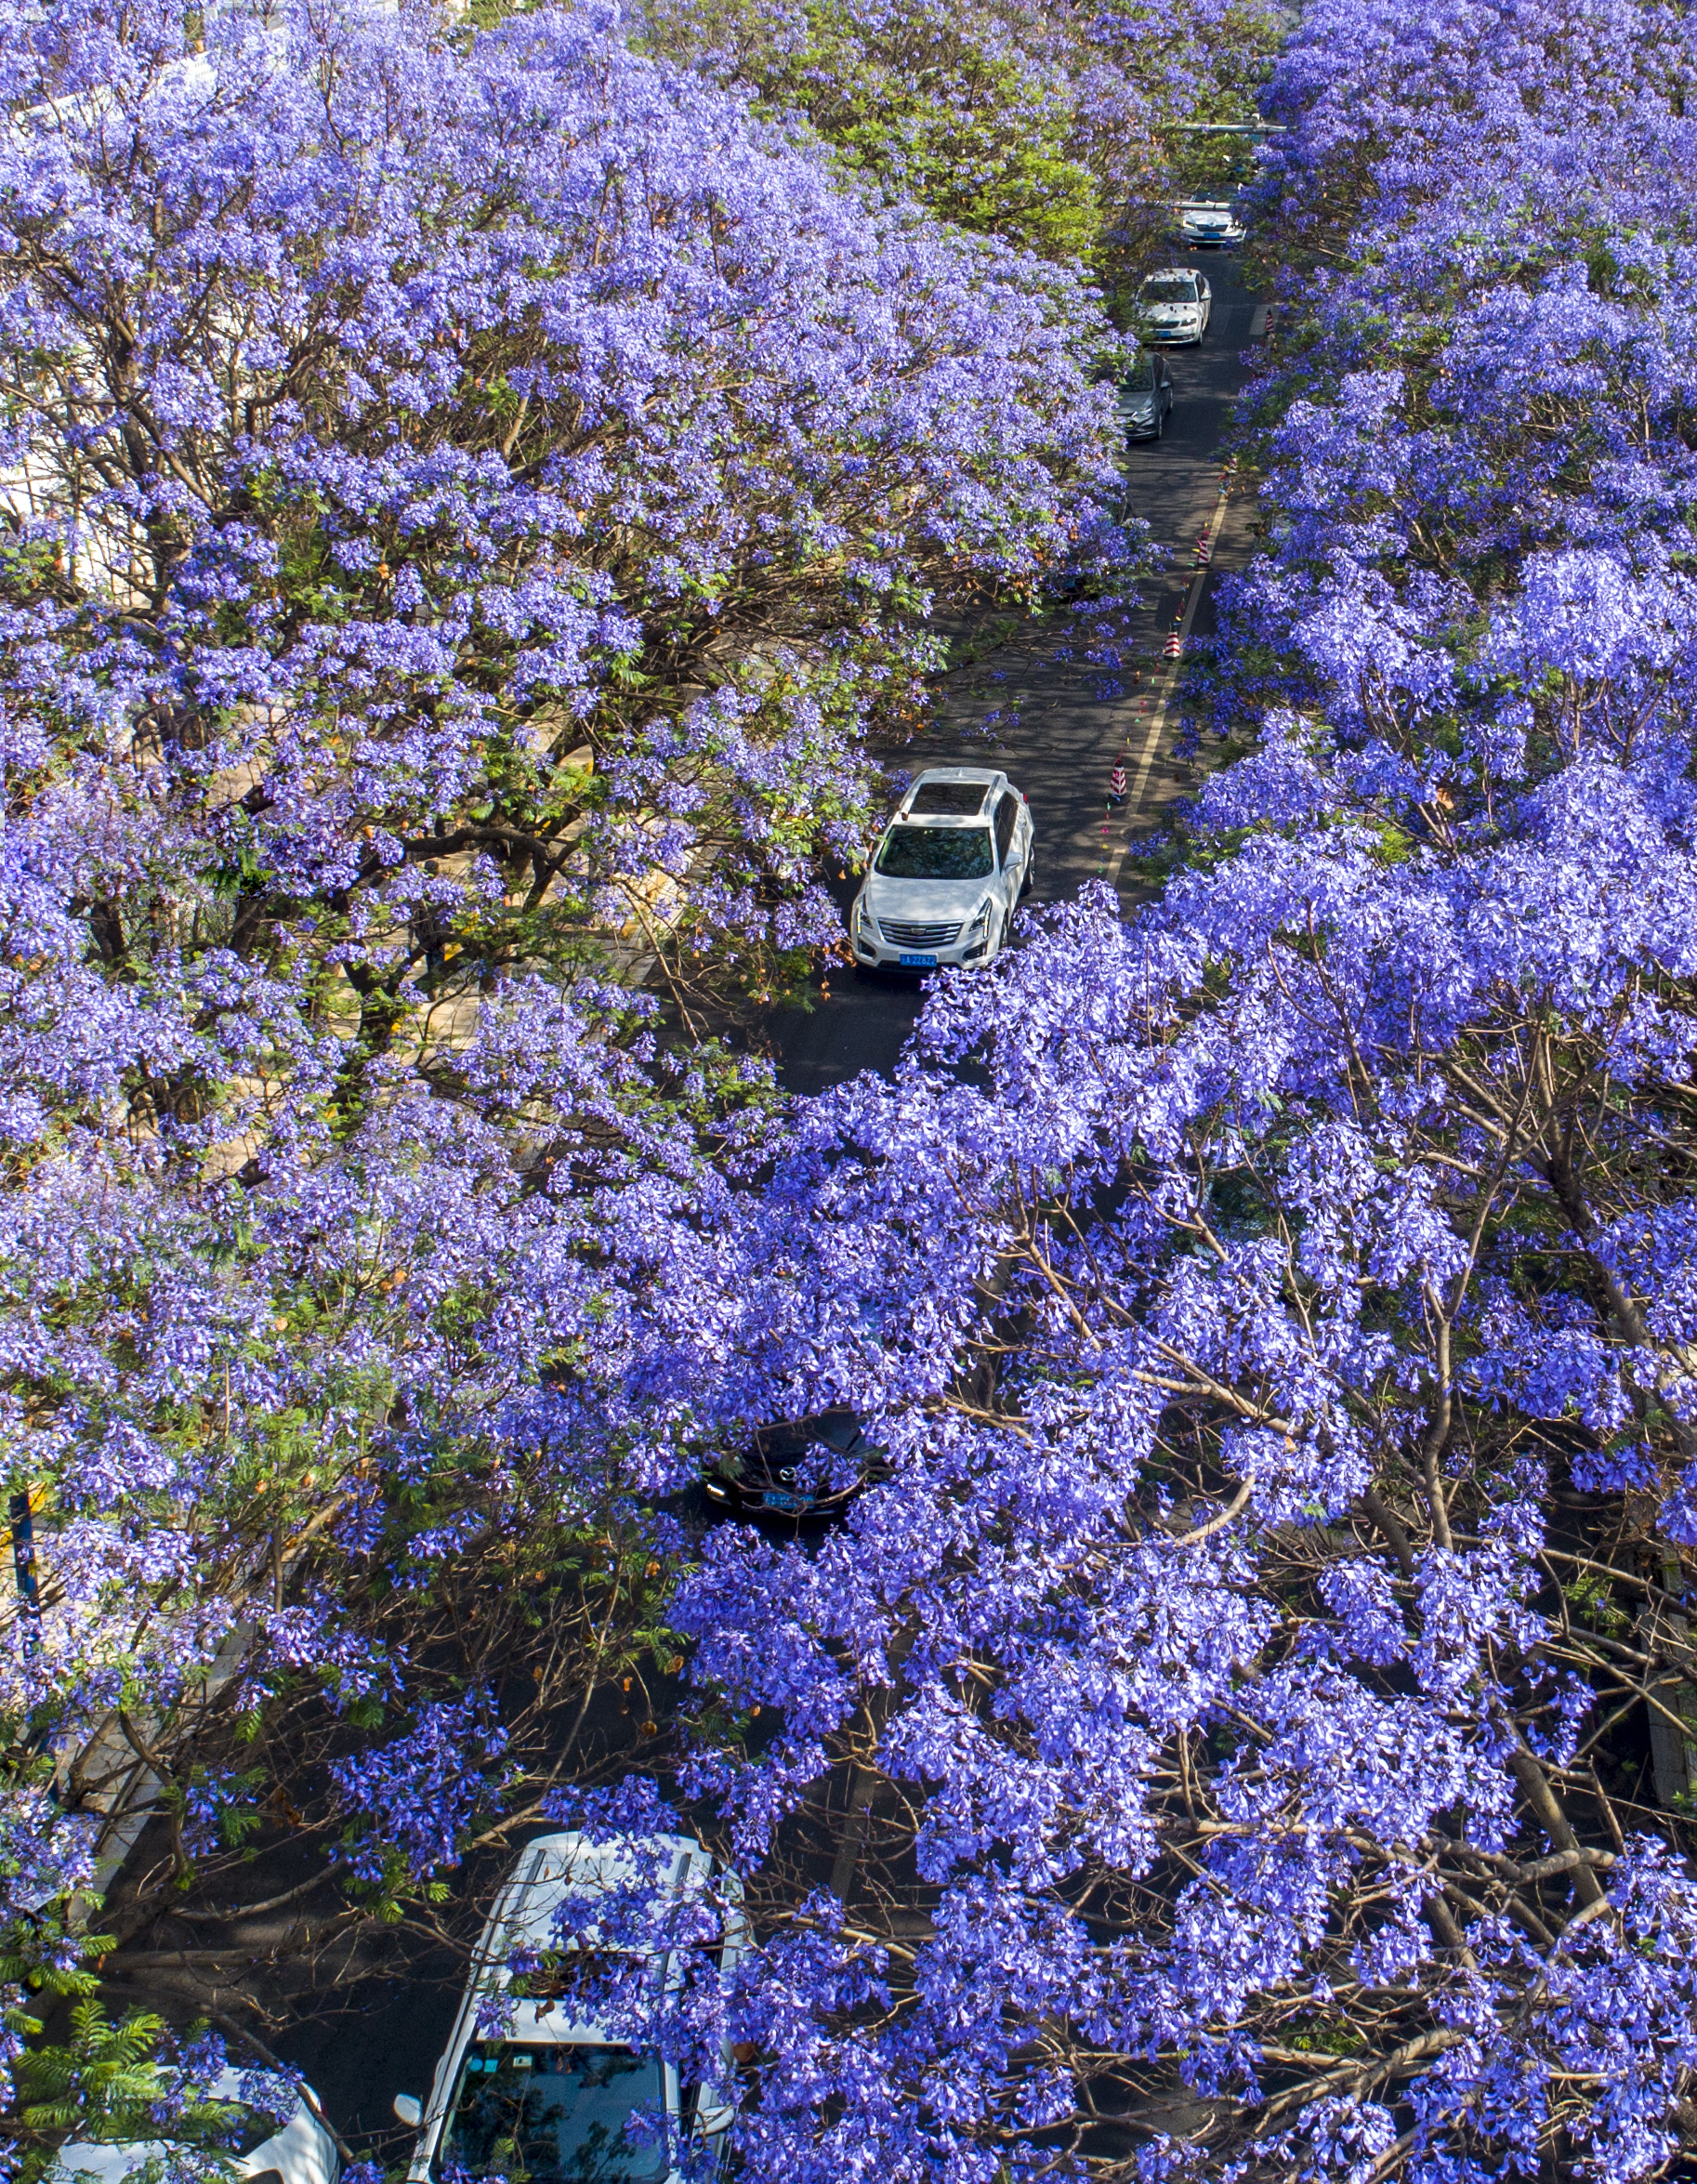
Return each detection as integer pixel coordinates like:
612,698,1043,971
766,0,1103,260
1563,1569,1631,1639
638,0,1283,275
8,2004,309,2184
12,2004,169,2146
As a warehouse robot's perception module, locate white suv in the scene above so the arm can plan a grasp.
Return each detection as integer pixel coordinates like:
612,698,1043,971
394,1833,746,2184
850,766,1033,971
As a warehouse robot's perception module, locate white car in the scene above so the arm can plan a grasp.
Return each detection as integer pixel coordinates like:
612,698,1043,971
849,766,1033,972
1138,268,1213,345
1175,199,1245,247
54,2070,340,2184
394,1833,747,2184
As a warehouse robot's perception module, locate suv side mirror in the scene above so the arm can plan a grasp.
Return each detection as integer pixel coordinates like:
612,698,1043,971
393,2095,423,2128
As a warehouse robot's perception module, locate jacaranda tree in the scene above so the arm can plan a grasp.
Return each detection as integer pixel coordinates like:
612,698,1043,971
502,0,1697,2177
636,0,1282,285
0,0,1132,2151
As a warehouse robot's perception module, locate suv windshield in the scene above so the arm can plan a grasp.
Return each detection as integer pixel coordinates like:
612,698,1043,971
875,825,993,880
441,2042,666,2184
1143,276,1197,303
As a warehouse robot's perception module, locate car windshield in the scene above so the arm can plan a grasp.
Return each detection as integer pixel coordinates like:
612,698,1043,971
1143,276,1197,303
1121,357,1155,392
440,2042,667,2184
875,825,993,879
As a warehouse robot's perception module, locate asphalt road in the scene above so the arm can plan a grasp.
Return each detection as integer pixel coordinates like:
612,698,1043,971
768,251,1263,1098
103,251,1263,2164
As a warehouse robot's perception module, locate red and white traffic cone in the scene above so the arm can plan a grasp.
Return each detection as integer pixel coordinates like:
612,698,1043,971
1108,764,1126,802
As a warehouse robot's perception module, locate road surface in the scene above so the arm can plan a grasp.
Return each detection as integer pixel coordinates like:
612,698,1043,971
769,251,1262,1098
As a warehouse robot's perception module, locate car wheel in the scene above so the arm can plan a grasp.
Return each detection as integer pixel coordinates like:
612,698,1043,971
1154,405,1165,441
1020,860,1033,899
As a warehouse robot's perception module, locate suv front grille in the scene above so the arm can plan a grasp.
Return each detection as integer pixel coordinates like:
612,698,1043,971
879,919,963,949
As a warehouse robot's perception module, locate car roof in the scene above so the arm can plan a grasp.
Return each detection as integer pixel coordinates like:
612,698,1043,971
904,765,1002,789
477,1833,713,2046
896,767,1005,822
753,1410,864,1456
495,1832,705,1945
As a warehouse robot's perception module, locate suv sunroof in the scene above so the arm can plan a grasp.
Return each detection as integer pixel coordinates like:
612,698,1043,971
908,781,990,815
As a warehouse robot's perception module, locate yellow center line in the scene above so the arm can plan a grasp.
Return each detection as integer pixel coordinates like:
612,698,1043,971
1102,486,1233,889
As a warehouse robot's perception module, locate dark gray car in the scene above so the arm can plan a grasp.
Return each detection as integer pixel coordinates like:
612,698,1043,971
1117,350,1175,441
703,1409,885,1521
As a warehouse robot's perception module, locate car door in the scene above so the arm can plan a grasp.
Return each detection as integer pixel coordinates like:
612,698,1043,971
993,794,1020,917
1198,274,1212,331
1157,355,1172,419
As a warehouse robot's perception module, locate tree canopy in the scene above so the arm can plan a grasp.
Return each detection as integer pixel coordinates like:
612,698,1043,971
7,0,1697,2177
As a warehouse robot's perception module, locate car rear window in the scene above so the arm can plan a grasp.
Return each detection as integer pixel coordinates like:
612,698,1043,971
907,781,989,814
755,1412,865,1460
441,2042,667,2184
228,2110,286,2159
875,825,994,879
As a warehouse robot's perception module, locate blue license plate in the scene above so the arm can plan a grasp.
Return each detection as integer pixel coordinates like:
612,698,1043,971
899,952,938,968
762,1489,806,1513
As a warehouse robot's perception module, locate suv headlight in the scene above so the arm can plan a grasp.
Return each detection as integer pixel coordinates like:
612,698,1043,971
855,897,875,941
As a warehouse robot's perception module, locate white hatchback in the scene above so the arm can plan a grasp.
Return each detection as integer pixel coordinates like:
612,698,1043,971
849,766,1033,971
394,1833,746,2184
